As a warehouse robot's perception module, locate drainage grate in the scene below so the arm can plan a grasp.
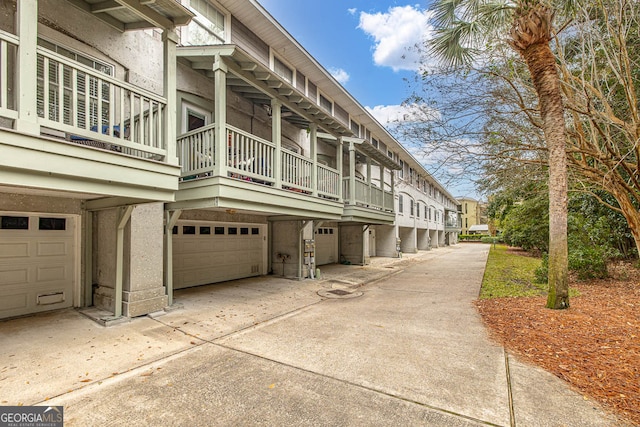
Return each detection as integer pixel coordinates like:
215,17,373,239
327,289,351,296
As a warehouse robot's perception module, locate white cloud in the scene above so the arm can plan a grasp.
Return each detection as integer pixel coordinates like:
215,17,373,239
329,67,350,85
366,103,440,126
358,5,435,72
347,8,357,15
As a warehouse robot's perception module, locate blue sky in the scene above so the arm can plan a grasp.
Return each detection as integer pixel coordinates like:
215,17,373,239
258,1,433,120
257,1,479,199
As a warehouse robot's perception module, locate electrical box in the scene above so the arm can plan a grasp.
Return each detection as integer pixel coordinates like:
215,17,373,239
304,239,315,264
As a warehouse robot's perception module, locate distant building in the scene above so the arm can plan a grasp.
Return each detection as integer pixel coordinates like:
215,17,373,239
457,197,487,234
468,224,489,235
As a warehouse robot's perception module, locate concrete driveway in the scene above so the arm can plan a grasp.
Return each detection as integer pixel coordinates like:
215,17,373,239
1,244,625,426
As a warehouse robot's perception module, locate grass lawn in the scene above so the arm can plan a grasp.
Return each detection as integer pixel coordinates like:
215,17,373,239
480,244,546,298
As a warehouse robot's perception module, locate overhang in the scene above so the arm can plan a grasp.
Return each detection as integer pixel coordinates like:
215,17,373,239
177,44,353,138
66,0,194,32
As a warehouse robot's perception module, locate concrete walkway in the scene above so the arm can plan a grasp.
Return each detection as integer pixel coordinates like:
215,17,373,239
0,244,627,426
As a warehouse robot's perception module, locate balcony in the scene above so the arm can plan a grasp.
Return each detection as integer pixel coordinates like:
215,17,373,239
0,0,194,204
173,124,344,219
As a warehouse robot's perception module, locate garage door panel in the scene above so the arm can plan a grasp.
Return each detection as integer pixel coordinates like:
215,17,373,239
0,241,30,258
173,221,265,289
0,293,28,312
0,268,29,286
36,241,70,257
0,214,76,319
36,265,67,282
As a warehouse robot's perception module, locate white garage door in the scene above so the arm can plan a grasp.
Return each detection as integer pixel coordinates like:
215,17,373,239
315,227,338,265
173,221,267,289
0,213,76,319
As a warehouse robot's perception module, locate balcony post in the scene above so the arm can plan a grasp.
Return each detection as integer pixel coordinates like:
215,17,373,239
213,54,228,177
15,0,39,135
271,98,282,188
366,156,372,206
309,123,318,197
337,137,343,202
390,169,395,211
163,29,178,165
380,164,385,209
348,140,356,205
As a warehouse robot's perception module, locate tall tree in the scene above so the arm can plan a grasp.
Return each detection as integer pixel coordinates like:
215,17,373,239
429,0,570,308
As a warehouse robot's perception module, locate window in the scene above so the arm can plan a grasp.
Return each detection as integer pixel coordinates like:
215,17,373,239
228,227,238,235
273,56,294,84
251,228,260,235
200,226,211,235
410,200,414,216
398,160,404,179
39,217,66,230
214,227,225,235
240,227,249,235
1,216,29,230
319,93,333,113
183,226,196,235
398,195,404,213
350,120,360,137
183,103,210,132
371,138,379,149
37,39,113,128
417,203,420,218
182,0,226,46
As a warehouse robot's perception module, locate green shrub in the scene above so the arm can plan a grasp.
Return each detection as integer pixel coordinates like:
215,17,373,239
534,246,610,283
480,236,498,244
568,247,608,280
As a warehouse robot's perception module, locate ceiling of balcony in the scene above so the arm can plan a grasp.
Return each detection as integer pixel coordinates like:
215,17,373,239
66,0,194,31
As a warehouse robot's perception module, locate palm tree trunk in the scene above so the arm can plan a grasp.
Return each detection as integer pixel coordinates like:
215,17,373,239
522,42,569,309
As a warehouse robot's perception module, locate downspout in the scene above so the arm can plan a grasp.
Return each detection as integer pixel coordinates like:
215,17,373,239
115,205,134,318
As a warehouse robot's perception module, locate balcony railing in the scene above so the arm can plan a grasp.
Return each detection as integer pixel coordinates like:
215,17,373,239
317,163,339,200
343,178,394,212
177,124,341,200
36,48,167,160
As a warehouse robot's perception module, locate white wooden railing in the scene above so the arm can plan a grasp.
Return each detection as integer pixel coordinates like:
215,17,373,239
317,163,340,199
177,123,216,178
281,149,312,192
0,31,18,120
343,177,394,212
36,47,167,159
227,125,275,183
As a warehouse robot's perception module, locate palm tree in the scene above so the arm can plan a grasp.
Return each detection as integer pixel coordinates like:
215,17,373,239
430,0,569,309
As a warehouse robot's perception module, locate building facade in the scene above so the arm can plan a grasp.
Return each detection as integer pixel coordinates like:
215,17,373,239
0,0,459,322
458,197,487,235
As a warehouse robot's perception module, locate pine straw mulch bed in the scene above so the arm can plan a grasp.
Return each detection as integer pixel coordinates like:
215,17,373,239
475,261,640,426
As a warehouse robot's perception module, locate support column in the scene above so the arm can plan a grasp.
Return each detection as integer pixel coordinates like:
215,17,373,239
380,165,385,209
83,210,93,307
366,157,372,207
164,209,182,306
337,137,344,202
115,205,134,318
348,140,356,205
213,54,228,177
272,98,282,188
163,29,179,165
15,0,39,135
390,171,396,212
310,123,318,197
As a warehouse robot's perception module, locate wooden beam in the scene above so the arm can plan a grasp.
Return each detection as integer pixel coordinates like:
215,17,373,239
91,0,126,13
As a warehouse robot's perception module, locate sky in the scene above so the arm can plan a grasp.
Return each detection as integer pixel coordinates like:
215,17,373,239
256,0,479,199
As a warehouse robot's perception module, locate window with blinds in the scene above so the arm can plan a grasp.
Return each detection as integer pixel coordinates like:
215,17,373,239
273,56,293,84
183,0,226,45
36,38,114,129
